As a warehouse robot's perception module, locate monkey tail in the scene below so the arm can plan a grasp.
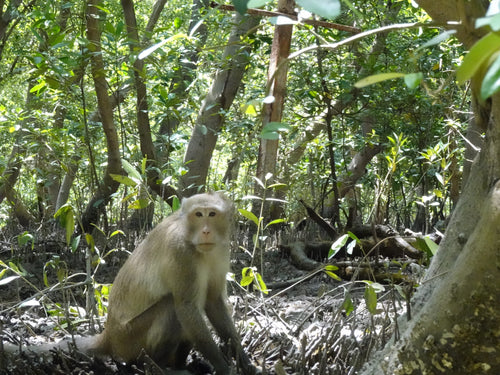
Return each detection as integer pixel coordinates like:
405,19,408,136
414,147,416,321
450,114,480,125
1,333,109,359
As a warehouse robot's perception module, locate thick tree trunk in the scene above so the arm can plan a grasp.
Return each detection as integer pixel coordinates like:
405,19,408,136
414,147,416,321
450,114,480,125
361,1,500,373
362,127,500,374
179,13,259,196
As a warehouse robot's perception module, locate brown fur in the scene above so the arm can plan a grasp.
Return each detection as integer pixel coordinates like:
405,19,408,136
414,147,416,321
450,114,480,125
88,192,255,374
3,193,255,374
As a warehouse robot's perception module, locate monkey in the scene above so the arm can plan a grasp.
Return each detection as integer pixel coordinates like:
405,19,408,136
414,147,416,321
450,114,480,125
2,192,256,375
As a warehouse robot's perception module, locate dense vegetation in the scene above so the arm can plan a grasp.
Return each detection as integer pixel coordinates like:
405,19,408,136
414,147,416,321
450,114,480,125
3,0,499,374
0,1,466,234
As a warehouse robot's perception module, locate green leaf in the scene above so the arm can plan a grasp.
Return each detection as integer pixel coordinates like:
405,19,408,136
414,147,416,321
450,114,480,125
141,156,147,175
239,209,260,226
173,17,182,29
296,0,340,20
71,235,81,253
85,233,95,252
0,275,20,285
128,199,150,210
17,232,34,248
262,121,290,132
110,230,125,238
364,285,378,315
476,14,500,31
404,72,424,89
65,211,75,246
248,0,272,7
261,131,279,140
414,236,439,257
457,32,500,84
30,81,47,94
54,204,74,246
324,264,341,281
255,272,269,294
342,293,354,316
265,218,286,228
233,0,249,15
267,183,287,189
8,262,27,276
242,102,258,115
418,30,457,50
110,173,138,187
172,196,181,211
240,267,255,286
328,234,349,259
346,231,361,243
481,53,500,100
325,271,341,281
121,159,142,182
424,237,439,256
354,73,405,88
261,122,291,140
325,264,339,272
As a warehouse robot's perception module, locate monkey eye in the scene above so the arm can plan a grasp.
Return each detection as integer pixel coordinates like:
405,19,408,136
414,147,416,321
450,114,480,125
208,211,216,217
195,211,203,217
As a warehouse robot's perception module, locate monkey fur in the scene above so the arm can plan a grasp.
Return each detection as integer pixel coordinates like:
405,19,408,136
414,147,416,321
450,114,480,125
3,192,256,375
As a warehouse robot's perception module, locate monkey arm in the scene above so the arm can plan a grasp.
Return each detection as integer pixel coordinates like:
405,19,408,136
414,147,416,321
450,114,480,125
205,296,256,375
174,301,231,374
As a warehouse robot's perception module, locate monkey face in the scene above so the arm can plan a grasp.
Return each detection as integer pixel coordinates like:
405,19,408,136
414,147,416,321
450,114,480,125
181,192,233,252
188,208,221,250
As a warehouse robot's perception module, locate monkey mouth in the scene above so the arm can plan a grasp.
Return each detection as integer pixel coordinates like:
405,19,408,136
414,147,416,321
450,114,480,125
197,243,215,249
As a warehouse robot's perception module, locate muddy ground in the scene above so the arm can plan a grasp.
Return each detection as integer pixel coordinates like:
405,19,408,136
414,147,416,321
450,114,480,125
0,224,420,374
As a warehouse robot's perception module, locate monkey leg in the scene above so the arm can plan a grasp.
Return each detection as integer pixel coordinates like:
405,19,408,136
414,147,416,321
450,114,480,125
106,294,186,367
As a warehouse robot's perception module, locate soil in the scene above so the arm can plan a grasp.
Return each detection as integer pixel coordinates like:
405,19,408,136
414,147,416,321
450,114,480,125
0,224,420,374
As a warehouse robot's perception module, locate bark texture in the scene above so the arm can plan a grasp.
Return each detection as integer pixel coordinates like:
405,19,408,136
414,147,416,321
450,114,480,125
80,0,123,232
361,1,500,373
179,13,259,196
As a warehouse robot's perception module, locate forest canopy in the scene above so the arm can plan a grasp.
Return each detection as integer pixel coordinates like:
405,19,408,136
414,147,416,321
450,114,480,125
3,0,499,374
0,0,467,233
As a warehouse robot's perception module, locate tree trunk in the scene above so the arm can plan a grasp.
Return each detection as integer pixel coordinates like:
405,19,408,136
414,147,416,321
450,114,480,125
254,0,293,218
80,0,123,232
120,0,177,205
362,125,500,374
179,12,259,196
121,0,156,163
361,1,500,373
157,0,210,152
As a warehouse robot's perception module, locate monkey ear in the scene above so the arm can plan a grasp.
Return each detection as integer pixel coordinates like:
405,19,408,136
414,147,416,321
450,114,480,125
216,191,235,215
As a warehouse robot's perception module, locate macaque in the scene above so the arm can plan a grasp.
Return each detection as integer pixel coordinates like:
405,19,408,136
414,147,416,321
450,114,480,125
4,192,255,374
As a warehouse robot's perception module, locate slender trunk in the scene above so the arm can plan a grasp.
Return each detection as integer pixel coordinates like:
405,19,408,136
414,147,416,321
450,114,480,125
158,0,210,148
253,0,294,219
179,13,259,196
80,0,123,232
